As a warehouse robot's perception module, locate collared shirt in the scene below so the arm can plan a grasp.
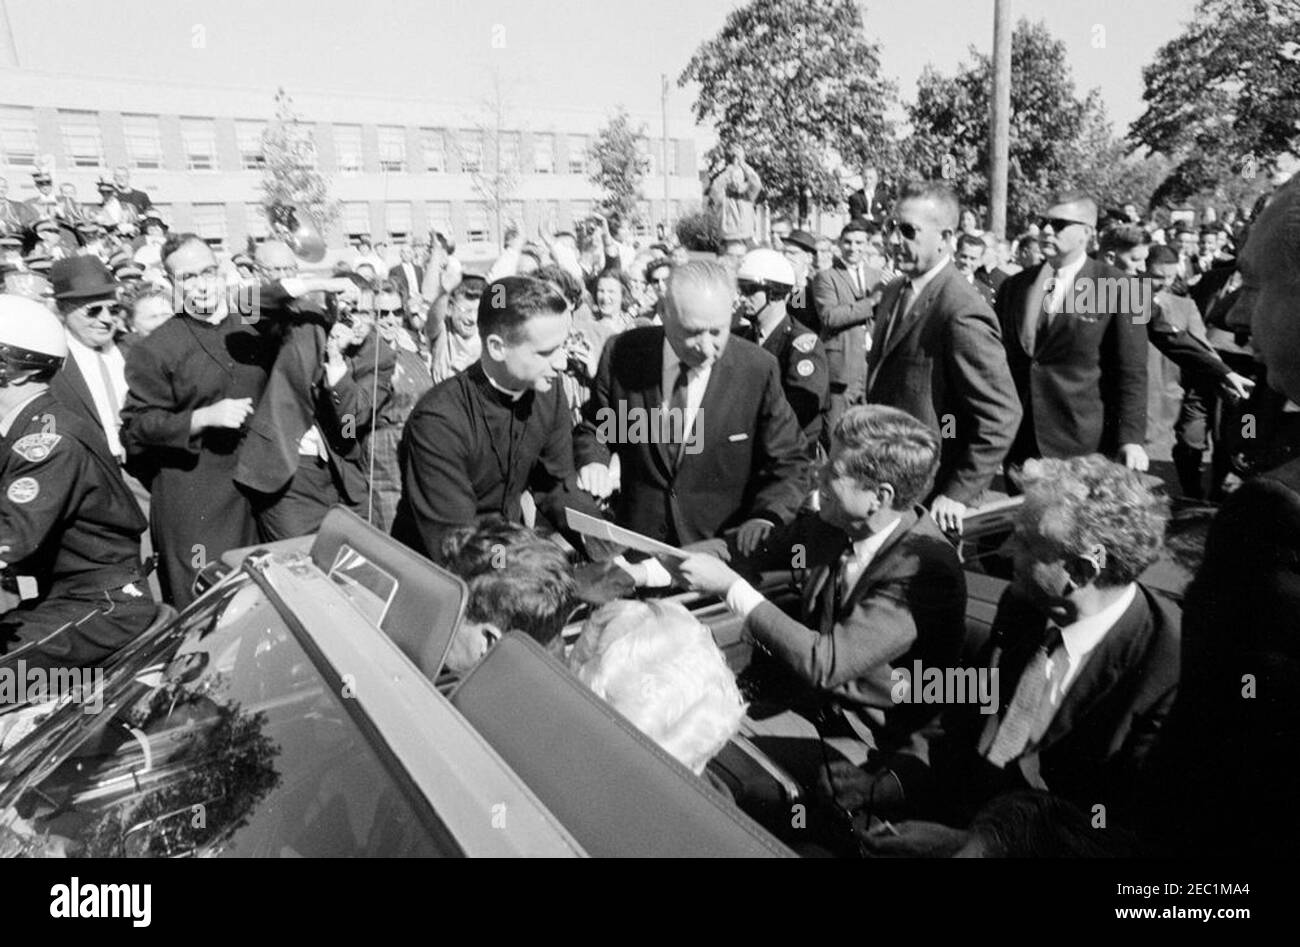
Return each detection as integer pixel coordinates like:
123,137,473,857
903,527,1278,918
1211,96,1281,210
839,517,901,603
661,339,712,444
902,256,950,319
65,333,127,459
1045,253,1087,315
754,306,785,347
1028,582,1138,743
0,391,44,437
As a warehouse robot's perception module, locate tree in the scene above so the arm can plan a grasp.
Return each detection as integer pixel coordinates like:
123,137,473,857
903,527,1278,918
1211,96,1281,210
260,88,338,235
458,72,521,248
1129,0,1300,206
903,19,1130,232
588,106,650,226
679,0,897,217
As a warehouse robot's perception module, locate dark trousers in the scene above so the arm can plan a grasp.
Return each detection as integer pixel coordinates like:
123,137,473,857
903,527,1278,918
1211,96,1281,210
0,584,159,675
823,385,861,452
254,456,368,543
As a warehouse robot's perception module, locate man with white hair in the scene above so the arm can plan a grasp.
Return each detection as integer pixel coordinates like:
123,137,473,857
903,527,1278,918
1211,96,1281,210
569,598,745,776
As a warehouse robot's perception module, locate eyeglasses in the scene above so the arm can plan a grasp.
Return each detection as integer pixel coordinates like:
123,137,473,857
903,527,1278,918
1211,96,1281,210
885,221,919,240
82,302,121,318
376,307,401,316
1037,217,1088,232
737,280,767,296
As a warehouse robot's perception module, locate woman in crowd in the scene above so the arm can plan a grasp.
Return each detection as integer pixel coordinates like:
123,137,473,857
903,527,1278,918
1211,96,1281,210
367,280,434,531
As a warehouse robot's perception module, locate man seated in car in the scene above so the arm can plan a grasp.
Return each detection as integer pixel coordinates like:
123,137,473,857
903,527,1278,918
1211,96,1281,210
674,405,968,793
438,517,577,679
834,455,1179,853
568,598,746,786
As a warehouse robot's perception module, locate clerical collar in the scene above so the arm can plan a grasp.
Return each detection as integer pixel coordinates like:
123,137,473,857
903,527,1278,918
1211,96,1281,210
482,366,526,402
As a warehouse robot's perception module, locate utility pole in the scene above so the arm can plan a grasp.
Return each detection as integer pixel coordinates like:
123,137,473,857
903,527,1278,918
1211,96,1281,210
989,0,1012,239
661,74,671,238
0,0,19,68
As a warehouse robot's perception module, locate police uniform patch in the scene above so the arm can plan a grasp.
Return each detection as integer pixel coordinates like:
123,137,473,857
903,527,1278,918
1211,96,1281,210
11,432,61,464
796,359,815,377
7,477,39,504
793,333,818,353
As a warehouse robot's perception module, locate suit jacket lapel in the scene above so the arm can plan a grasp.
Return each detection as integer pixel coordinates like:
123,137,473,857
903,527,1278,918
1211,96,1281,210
640,329,678,479
60,358,101,432
838,508,921,616
878,265,949,368
1038,589,1150,750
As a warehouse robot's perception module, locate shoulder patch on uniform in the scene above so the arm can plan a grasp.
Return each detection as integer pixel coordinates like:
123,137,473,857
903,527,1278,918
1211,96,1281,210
793,333,818,353
7,477,39,504
796,359,815,377
11,432,61,464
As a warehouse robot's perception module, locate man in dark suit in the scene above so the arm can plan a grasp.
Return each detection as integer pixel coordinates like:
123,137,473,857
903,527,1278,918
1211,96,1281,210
995,193,1149,472
676,405,966,791
387,244,425,313
867,182,1021,532
811,219,886,447
953,233,996,307
574,260,808,558
112,167,151,217
843,456,1178,852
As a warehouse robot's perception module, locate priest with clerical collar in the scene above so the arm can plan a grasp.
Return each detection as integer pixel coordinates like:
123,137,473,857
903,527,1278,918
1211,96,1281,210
391,274,596,562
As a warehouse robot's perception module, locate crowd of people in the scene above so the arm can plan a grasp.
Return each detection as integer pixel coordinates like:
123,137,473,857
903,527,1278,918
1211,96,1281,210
1,154,1298,858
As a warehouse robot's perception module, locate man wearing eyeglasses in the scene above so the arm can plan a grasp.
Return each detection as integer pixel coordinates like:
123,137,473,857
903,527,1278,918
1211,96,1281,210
995,193,1149,473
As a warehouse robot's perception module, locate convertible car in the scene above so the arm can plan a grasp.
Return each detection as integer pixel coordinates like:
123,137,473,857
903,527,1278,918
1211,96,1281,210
0,509,793,858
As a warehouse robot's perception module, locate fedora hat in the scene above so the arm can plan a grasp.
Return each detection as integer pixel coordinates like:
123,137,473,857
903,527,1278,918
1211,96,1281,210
50,255,119,300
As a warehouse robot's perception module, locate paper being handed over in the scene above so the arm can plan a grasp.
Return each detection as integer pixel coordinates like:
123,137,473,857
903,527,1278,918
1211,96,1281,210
564,508,690,560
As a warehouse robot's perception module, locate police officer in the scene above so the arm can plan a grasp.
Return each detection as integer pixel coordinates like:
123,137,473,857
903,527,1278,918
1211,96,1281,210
0,294,158,672
735,248,829,451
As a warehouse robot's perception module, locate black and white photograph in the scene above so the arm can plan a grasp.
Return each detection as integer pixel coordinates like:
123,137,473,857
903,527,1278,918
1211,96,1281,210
0,0,1293,908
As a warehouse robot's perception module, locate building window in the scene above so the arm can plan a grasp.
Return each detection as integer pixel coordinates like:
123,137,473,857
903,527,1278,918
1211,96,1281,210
466,203,490,244
192,203,227,247
378,126,406,173
335,125,363,175
426,201,451,240
60,111,104,169
181,118,218,171
0,106,39,167
567,135,587,175
245,204,270,241
343,201,370,239
497,133,520,174
237,121,266,170
533,134,554,174
121,115,163,170
385,201,412,241
421,129,445,173
458,132,482,174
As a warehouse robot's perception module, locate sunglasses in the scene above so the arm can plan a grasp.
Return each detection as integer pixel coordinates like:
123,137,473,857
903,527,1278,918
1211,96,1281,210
737,280,767,296
82,302,122,318
376,307,402,316
885,221,919,240
1037,217,1088,232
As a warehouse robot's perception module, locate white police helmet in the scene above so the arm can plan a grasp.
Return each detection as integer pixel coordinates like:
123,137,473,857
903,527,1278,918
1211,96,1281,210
737,248,796,288
0,293,68,385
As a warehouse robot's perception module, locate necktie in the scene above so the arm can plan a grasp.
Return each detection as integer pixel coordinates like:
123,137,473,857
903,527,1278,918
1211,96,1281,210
851,265,863,296
986,626,1064,767
883,282,914,351
96,351,124,459
669,363,691,466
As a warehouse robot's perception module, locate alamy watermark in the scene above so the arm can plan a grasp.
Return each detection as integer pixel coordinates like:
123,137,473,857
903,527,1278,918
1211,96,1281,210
891,661,1000,715
0,660,104,714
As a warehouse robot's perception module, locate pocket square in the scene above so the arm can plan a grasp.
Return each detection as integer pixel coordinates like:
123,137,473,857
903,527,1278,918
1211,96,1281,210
728,433,749,442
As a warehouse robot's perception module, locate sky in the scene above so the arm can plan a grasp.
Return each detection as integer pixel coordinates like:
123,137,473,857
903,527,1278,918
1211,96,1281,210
5,0,1199,143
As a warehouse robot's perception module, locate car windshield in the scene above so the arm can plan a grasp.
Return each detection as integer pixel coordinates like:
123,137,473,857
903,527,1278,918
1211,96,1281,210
0,573,452,858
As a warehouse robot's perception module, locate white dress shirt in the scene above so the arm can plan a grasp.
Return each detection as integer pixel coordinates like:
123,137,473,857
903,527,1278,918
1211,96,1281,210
1045,253,1086,316
65,334,127,459
661,339,712,450
1027,582,1138,744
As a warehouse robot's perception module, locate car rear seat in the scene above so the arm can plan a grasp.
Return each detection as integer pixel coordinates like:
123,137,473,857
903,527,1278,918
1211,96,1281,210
450,632,796,858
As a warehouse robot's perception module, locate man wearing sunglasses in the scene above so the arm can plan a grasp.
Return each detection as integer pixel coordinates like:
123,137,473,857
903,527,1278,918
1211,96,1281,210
866,182,1021,534
995,193,1149,473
